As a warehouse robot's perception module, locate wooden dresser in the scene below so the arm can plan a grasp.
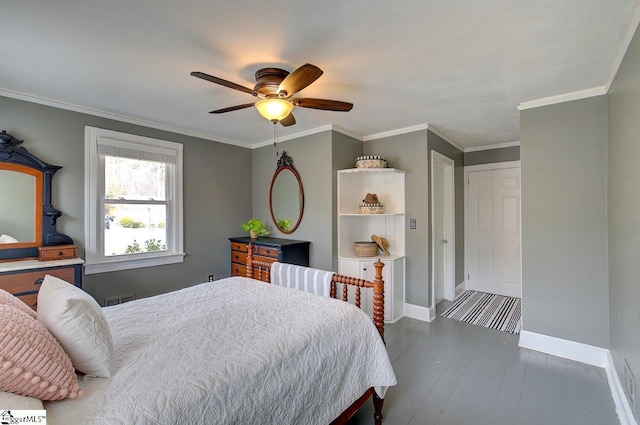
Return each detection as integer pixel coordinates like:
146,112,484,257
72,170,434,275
0,258,83,310
229,237,310,277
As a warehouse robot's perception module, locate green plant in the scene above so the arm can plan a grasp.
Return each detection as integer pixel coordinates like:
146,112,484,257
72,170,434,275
144,238,166,252
119,216,146,228
277,218,291,231
241,218,269,237
125,240,142,253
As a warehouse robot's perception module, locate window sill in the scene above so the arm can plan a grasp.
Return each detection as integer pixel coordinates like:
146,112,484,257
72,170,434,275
84,252,185,275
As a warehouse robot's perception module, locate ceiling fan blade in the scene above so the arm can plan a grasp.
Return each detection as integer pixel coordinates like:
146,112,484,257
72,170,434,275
191,71,256,96
293,98,353,111
209,103,255,114
277,64,323,97
279,113,296,127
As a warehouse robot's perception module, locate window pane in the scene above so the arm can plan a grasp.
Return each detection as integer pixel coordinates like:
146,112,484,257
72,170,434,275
105,156,166,201
104,203,167,256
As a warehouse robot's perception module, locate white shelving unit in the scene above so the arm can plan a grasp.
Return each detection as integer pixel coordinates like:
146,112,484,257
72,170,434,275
337,168,405,322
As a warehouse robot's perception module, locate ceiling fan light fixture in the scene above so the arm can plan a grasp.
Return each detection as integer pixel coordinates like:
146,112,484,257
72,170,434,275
255,98,294,122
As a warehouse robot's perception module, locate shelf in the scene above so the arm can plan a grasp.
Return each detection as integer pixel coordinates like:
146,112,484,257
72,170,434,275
338,168,405,175
338,254,405,261
339,213,404,217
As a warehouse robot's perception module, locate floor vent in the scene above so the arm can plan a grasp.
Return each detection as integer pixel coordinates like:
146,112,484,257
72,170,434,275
104,293,136,307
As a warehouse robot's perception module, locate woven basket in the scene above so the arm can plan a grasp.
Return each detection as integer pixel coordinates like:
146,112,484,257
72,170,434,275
355,156,387,168
353,241,378,257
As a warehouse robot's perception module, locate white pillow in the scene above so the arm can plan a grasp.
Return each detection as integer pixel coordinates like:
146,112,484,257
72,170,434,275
0,234,19,243
37,275,113,378
0,391,45,409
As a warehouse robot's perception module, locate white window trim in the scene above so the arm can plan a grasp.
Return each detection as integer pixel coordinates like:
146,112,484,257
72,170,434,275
84,126,184,274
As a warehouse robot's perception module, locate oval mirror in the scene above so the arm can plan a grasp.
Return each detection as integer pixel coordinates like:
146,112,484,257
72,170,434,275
269,152,304,234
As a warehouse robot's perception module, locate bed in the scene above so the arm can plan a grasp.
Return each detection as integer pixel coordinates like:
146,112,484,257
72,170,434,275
39,247,396,425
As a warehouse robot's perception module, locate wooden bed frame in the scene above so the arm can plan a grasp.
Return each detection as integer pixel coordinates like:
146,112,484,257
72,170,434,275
245,244,386,425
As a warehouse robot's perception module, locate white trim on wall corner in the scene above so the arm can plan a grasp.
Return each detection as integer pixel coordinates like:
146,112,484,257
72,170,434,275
465,141,520,152
605,6,640,93
425,125,466,153
517,86,607,111
363,124,430,142
404,303,435,322
519,330,637,425
606,352,639,425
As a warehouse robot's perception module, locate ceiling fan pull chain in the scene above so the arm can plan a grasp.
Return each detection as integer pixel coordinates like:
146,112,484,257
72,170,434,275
273,121,278,152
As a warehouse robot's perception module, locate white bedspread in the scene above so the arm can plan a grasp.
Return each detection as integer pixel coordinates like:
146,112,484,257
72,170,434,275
45,277,396,425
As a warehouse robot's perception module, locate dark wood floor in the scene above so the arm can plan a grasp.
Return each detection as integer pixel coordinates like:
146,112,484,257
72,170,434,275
348,311,619,425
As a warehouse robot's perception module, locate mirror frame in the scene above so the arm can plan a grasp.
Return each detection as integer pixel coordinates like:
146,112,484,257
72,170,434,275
0,130,73,260
269,151,304,235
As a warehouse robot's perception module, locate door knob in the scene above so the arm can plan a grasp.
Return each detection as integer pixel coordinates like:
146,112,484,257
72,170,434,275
441,239,448,244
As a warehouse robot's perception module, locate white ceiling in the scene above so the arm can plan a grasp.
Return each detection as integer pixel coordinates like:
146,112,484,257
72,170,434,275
2,1,639,149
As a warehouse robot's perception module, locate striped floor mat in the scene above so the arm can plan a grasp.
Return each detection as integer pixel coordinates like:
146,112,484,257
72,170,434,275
440,290,521,334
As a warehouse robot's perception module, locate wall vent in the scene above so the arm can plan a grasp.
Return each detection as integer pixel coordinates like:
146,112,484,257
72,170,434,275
104,293,136,307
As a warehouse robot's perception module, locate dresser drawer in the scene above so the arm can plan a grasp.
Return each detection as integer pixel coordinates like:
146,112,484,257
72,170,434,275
231,263,246,277
231,251,247,265
38,245,78,261
0,267,76,295
230,242,248,253
256,246,279,259
16,293,38,310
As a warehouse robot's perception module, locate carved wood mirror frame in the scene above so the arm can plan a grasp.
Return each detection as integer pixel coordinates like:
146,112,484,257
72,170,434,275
0,130,73,260
269,151,304,234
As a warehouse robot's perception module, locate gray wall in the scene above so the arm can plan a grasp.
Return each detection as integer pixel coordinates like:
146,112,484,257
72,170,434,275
331,131,363,270
0,95,252,305
252,131,334,270
364,130,429,306
520,95,609,348
464,146,520,166
607,21,640,419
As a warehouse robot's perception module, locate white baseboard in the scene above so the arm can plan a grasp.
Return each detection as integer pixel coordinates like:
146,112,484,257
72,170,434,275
404,303,435,322
606,352,638,425
519,330,609,367
455,282,467,298
519,330,637,425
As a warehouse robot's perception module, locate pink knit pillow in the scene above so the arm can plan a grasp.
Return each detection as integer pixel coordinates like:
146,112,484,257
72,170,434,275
0,305,80,400
0,288,36,318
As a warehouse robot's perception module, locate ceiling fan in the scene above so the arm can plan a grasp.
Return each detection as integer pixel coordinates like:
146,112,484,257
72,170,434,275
190,63,353,127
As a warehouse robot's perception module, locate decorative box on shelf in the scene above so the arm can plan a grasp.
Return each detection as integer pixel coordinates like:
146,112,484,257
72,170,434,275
38,244,78,261
355,155,387,169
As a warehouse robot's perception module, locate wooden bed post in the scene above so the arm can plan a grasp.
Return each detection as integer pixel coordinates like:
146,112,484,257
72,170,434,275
246,243,253,279
372,259,385,342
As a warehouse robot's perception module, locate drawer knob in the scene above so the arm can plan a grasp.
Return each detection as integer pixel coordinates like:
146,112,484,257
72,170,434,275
34,278,44,286
58,251,64,256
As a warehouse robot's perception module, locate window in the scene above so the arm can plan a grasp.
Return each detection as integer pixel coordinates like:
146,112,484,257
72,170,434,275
84,127,184,274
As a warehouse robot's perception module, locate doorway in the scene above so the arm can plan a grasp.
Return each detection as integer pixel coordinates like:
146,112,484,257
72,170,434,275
465,162,521,298
431,151,455,306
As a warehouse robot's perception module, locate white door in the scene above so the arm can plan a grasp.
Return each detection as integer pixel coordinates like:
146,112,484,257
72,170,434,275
467,167,521,297
431,152,455,303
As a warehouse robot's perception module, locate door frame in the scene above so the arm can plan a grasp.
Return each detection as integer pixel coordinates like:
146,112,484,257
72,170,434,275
464,160,521,296
430,151,455,308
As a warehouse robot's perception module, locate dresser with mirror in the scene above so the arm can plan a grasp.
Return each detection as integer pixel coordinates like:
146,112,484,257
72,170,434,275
0,130,82,310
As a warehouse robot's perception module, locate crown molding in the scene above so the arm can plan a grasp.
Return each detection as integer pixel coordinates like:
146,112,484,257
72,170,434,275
465,141,520,152
253,124,365,149
426,125,466,152
517,86,607,111
362,123,429,141
253,124,335,148
605,5,640,92
0,88,251,148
